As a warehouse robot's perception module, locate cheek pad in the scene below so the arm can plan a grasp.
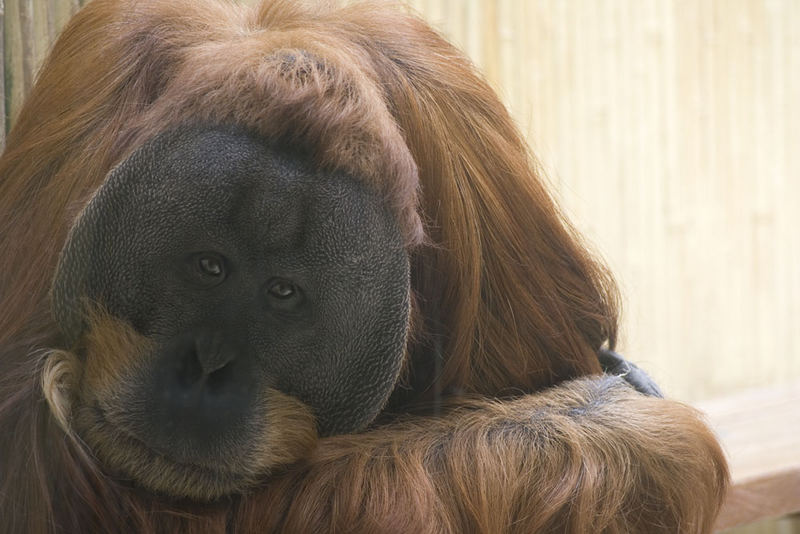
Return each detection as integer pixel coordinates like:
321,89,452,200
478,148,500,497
52,126,412,434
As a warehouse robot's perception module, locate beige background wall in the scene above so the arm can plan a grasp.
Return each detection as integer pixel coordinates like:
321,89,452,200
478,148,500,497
408,0,800,405
2,1,798,531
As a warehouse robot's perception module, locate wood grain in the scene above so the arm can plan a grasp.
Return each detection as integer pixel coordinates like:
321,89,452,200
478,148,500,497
699,382,800,531
0,0,5,150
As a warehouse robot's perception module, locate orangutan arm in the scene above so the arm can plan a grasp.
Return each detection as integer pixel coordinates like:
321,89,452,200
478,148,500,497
240,376,728,534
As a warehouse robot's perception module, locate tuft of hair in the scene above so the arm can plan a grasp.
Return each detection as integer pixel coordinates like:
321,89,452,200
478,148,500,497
41,348,82,435
76,306,154,400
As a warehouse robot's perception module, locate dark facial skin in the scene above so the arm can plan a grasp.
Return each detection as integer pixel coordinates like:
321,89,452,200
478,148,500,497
52,126,410,465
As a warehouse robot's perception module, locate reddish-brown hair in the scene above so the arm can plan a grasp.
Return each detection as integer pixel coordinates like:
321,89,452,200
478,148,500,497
0,1,726,532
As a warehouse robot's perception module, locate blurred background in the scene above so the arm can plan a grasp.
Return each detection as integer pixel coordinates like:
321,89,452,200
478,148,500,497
1,1,798,532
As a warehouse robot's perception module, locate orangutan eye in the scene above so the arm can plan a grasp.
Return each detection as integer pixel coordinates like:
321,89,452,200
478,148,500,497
198,256,223,277
184,253,227,287
267,279,297,299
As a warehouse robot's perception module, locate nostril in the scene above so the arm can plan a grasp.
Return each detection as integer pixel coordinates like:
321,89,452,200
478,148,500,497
194,332,236,375
170,336,239,396
205,361,235,394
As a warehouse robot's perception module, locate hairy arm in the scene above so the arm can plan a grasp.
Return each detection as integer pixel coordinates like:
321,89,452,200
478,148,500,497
240,376,728,534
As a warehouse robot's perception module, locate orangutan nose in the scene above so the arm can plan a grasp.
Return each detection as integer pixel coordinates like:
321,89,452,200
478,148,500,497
155,332,253,438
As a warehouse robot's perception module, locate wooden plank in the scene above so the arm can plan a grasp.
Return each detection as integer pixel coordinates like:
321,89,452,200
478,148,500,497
18,0,33,95
697,382,800,530
5,0,23,125
1,0,5,148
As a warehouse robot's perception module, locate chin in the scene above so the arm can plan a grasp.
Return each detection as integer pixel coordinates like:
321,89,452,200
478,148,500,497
72,387,318,501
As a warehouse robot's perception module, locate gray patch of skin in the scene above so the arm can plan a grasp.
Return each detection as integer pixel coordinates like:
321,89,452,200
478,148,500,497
598,349,664,398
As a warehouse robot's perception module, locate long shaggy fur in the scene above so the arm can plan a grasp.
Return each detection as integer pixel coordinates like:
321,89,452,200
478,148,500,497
0,0,728,532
